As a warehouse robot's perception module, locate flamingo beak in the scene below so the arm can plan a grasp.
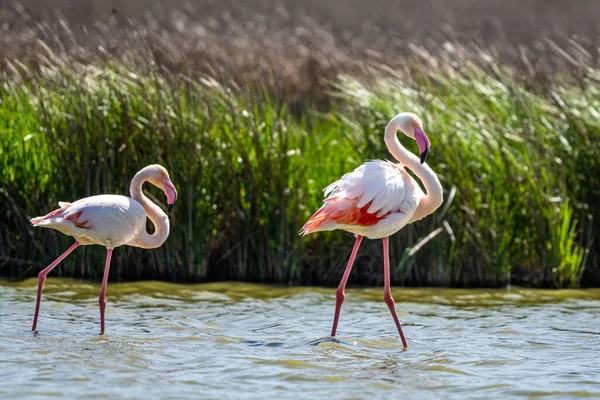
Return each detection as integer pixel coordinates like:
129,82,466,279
414,127,430,164
163,178,178,213
419,147,429,164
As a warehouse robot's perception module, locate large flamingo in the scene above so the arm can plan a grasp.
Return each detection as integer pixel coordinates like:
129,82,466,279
301,112,443,349
30,164,178,334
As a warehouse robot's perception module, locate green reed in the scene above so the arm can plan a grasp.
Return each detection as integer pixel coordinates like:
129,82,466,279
0,59,596,287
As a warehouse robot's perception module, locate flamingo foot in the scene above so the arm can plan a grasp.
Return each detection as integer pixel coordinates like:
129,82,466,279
330,236,363,337
99,297,106,335
382,237,408,350
32,273,47,331
384,292,408,349
31,242,79,332
98,248,113,335
331,288,345,337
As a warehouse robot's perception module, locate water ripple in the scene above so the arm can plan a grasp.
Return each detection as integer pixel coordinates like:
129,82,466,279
2,279,600,399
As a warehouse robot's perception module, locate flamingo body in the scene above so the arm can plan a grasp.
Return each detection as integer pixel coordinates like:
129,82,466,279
29,164,178,334
301,160,424,239
302,112,443,349
31,195,146,248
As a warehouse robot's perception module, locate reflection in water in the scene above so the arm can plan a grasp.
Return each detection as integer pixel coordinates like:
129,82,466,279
1,279,600,399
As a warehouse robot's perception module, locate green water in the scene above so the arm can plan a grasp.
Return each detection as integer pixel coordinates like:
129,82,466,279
1,279,600,399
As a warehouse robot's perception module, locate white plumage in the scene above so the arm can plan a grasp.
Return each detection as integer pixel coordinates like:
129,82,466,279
303,160,424,239
31,195,146,248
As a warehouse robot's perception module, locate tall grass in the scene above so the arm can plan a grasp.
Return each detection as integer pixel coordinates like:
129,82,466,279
0,53,597,287
333,68,596,287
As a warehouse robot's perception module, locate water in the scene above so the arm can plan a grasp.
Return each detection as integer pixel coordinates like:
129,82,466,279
1,279,600,399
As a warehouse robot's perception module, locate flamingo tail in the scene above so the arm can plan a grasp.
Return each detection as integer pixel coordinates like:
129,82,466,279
30,202,72,226
300,207,329,235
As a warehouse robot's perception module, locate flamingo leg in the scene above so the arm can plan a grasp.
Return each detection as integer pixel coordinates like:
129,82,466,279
331,235,363,337
32,241,80,331
98,248,113,335
383,237,408,349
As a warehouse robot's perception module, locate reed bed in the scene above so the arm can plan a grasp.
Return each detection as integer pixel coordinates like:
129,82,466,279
1,2,599,287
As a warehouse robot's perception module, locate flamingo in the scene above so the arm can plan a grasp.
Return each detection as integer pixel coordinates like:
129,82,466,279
29,164,178,334
301,112,443,349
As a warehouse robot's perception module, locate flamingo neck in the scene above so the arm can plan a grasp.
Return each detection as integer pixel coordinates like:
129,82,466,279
129,169,170,249
384,119,443,221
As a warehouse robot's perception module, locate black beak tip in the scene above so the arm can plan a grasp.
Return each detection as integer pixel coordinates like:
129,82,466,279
419,148,429,164
167,203,174,213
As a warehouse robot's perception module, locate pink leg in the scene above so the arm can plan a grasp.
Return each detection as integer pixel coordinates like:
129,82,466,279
32,242,80,331
331,235,363,337
98,248,113,335
383,237,408,349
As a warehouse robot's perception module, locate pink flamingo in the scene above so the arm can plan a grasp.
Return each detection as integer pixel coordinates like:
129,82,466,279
30,164,178,334
301,112,443,349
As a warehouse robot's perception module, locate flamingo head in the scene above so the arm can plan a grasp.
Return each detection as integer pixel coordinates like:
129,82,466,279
147,164,179,213
395,112,430,164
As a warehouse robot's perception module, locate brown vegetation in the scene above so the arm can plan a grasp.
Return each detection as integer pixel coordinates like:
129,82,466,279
1,0,599,104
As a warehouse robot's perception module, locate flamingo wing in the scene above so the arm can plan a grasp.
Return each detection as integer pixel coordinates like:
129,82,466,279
31,195,146,247
302,160,422,237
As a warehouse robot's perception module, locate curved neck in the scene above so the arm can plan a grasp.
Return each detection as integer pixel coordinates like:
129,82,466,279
384,120,443,221
129,170,170,249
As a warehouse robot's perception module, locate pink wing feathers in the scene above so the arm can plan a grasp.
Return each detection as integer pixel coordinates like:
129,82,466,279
301,160,421,235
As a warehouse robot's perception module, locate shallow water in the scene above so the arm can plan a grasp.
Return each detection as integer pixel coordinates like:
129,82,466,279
1,279,600,399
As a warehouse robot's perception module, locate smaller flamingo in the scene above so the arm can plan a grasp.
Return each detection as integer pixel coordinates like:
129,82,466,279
301,112,443,349
30,164,178,334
